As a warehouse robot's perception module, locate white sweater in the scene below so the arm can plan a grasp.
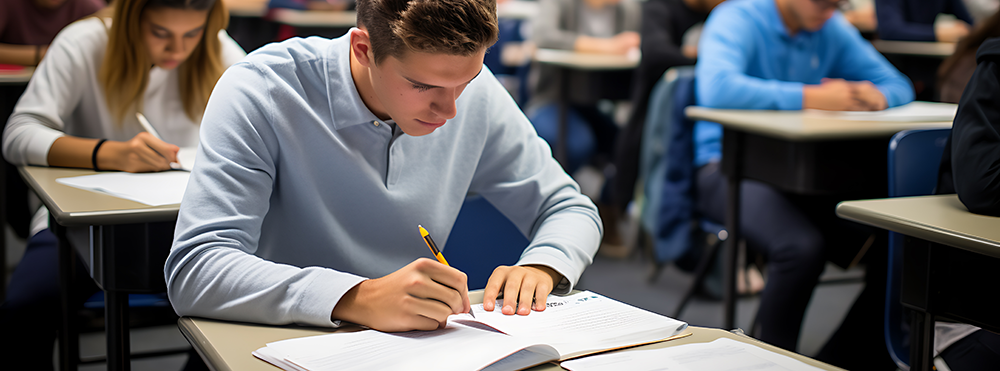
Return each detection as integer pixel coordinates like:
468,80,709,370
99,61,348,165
2,17,246,236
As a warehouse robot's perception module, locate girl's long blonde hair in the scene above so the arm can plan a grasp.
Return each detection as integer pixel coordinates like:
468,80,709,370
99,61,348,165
99,0,229,125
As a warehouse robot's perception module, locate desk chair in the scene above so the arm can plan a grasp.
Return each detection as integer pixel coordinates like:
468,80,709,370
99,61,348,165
885,128,951,370
443,195,529,290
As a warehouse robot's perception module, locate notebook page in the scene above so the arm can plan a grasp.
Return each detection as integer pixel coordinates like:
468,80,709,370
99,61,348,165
804,101,957,122
463,291,688,359
561,337,825,371
258,322,552,371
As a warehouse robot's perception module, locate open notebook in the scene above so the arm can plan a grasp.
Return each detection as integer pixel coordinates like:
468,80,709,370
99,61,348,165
253,291,690,371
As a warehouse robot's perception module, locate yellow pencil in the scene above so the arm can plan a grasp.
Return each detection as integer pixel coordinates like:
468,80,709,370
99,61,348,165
418,225,474,318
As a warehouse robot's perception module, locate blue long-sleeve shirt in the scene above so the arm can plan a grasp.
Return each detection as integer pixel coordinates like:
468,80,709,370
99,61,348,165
693,0,914,166
164,31,601,327
875,0,974,42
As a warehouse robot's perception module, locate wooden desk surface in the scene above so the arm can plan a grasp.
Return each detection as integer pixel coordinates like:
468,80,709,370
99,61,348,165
179,292,843,371
270,8,356,27
685,103,953,141
837,194,1000,259
872,39,956,58
0,66,33,85
18,166,178,227
533,48,639,70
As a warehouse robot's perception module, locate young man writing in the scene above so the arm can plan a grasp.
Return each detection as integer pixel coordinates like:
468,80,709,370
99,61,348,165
164,0,601,332
694,0,912,367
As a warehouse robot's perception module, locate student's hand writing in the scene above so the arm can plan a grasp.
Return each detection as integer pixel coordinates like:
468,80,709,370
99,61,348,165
330,258,471,332
96,132,179,172
482,265,562,316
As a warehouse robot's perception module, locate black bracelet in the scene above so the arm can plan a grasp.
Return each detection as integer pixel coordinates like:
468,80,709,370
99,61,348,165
92,139,107,171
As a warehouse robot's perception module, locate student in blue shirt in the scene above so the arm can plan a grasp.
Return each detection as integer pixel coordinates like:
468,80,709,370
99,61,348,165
695,0,912,367
165,0,601,331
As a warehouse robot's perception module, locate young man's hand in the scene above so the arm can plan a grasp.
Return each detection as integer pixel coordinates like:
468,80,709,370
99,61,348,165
849,80,888,111
482,265,562,315
330,258,471,332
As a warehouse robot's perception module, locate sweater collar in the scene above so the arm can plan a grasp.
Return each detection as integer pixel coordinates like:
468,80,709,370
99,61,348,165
324,28,382,131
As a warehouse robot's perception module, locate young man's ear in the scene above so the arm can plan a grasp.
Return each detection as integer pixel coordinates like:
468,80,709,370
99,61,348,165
350,28,374,68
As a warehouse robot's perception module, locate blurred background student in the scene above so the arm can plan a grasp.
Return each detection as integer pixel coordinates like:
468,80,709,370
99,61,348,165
938,10,1000,103
0,0,245,368
610,0,724,250
526,0,640,256
0,0,105,66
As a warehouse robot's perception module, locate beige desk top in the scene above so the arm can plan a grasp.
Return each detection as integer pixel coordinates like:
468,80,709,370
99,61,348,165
872,39,956,58
533,48,639,70
18,166,179,227
685,103,953,141
837,194,1000,259
270,8,356,27
0,66,33,85
497,0,539,20
178,292,843,371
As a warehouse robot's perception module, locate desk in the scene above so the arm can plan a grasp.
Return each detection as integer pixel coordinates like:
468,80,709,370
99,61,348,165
837,195,1000,370
497,0,539,20
0,66,34,85
685,104,953,329
19,166,179,371
178,290,844,371
872,40,956,58
270,8,356,28
533,49,638,166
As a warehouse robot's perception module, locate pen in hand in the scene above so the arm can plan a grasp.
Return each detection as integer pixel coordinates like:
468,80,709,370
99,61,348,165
136,112,181,170
419,225,475,318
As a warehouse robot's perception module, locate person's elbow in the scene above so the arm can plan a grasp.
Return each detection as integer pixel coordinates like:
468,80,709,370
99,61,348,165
954,172,1000,216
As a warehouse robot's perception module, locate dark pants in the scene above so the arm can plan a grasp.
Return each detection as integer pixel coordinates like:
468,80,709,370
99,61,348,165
940,329,1000,370
0,229,100,370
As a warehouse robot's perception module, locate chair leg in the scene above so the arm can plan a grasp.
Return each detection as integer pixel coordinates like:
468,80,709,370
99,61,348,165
673,237,722,318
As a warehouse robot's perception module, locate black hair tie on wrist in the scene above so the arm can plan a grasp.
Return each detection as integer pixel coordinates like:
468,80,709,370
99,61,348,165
92,139,107,171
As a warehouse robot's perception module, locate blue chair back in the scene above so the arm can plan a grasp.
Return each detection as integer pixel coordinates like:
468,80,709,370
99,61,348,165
443,195,529,290
884,128,951,370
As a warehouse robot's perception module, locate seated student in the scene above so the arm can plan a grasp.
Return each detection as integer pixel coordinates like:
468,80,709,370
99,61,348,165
0,0,245,368
695,0,912,366
0,0,104,66
932,36,1000,370
610,0,723,236
526,0,639,175
164,0,600,331
875,0,974,42
938,10,1000,103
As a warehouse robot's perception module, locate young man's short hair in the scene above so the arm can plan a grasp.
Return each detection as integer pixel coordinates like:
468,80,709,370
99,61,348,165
356,0,499,64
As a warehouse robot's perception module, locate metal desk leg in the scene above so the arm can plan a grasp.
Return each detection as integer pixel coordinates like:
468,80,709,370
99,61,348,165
52,219,78,371
721,129,743,330
106,290,130,371
910,310,934,371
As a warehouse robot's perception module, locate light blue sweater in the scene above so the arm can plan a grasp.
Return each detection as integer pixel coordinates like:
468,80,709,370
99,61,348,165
693,0,914,166
164,32,601,327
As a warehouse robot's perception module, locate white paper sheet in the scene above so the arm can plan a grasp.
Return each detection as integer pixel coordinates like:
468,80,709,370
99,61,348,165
56,171,190,206
176,147,197,171
464,292,689,359
560,337,826,371
805,101,957,122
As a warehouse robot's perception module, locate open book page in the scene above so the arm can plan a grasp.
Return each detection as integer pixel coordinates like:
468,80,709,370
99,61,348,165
253,321,557,371
804,101,957,122
560,337,825,371
458,291,689,360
